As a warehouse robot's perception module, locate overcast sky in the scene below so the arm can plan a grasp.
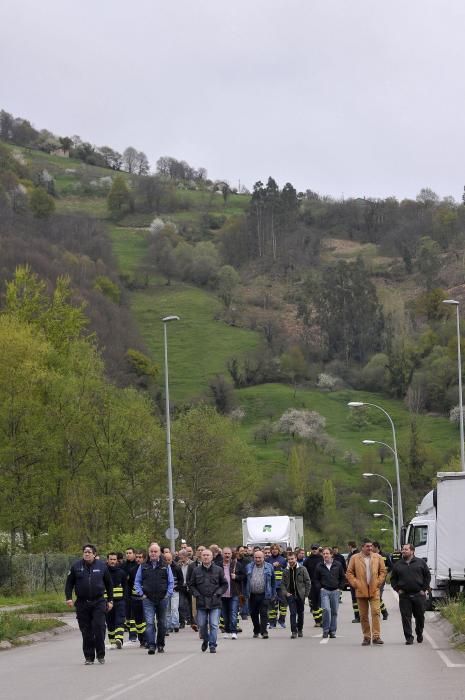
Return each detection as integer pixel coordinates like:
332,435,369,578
2,1,465,200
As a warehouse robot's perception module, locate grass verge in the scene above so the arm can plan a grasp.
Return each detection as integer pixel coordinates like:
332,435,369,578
0,613,65,644
0,592,66,608
439,599,465,643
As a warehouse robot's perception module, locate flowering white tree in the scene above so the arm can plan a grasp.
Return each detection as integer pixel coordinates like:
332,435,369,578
450,405,461,425
317,373,340,391
149,217,165,236
274,409,326,440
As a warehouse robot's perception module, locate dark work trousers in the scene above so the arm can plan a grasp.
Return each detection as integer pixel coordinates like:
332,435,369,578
126,597,137,640
399,592,426,641
309,583,323,625
106,599,126,645
287,594,305,633
249,593,270,635
75,598,107,661
132,596,146,642
179,589,192,625
350,586,360,620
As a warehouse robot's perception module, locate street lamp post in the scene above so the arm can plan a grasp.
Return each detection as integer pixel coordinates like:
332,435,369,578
349,402,403,547
369,498,396,549
362,454,398,547
373,512,394,522
443,300,465,472
163,315,180,553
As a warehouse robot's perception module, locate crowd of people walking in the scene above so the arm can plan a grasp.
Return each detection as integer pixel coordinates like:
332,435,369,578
65,537,431,664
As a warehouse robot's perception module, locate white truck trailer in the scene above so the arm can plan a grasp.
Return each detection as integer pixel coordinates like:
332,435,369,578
242,516,304,550
405,471,465,607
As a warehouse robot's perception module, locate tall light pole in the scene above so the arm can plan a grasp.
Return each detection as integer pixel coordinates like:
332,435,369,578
373,512,394,523
369,499,396,550
363,472,396,546
362,448,398,547
348,401,403,547
443,300,465,472
163,315,180,553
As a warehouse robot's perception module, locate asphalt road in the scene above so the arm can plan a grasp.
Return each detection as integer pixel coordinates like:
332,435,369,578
1,588,464,700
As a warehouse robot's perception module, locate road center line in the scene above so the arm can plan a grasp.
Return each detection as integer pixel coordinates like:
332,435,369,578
128,673,145,681
102,654,195,700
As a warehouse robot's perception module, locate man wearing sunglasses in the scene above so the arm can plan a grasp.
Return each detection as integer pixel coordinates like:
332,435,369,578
65,544,113,665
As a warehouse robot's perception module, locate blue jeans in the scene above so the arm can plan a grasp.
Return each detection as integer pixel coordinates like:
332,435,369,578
142,597,167,648
221,596,239,633
196,607,221,648
320,588,340,634
166,591,180,630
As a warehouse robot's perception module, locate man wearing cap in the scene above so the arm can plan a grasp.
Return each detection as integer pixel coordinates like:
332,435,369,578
303,545,323,627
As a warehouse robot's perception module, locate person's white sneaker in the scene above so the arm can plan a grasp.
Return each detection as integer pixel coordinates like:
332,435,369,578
231,633,237,640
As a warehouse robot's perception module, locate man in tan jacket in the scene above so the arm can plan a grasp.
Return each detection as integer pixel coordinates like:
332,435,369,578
346,539,387,646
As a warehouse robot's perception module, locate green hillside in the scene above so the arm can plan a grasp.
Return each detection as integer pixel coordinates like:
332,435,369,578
109,226,260,401
132,284,259,401
3,132,464,547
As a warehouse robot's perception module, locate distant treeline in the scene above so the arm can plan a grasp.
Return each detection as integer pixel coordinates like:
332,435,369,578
0,108,214,184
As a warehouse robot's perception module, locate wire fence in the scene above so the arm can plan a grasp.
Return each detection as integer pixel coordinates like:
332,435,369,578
0,554,76,595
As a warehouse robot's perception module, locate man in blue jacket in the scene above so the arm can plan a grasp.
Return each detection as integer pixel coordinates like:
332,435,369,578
134,542,174,655
244,549,276,639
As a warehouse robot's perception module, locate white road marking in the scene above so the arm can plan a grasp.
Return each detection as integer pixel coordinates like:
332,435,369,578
436,651,465,668
102,655,195,700
88,695,102,700
320,637,329,644
106,684,124,692
423,630,438,650
128,673,145,680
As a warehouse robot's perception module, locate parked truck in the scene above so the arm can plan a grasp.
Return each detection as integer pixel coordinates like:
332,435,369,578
242,516,304,550
405,471,465,608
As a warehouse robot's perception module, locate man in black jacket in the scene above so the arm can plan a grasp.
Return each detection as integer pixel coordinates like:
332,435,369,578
65,544,113,665
281,552,311,638
122,548,139,642
105,552,127,649
390,543,431,645
313,547,346,639
187,545,205,631
221,547,246,639
189,548,228,653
